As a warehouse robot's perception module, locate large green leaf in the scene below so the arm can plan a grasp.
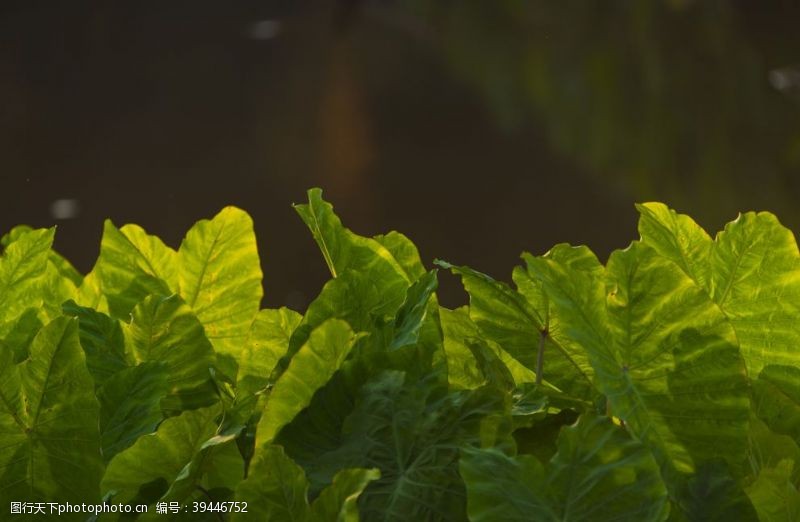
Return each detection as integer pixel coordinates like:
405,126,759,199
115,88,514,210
439,306,538,390
460,413,668,521
438,260,594,399
294,188,410,286
125,294,217,412
274,269,406,381
93,221,178,319
0,317,103,516
158,431,244,509
0,228,54,326
439,307,488,390
746,459,800,522
98,362,169,462
256,318,361,446
233,444,379,522
672,461,758,521
752,365,800,443
638,203,800,376
101,405,221,506
178,207,262,377
282,370,506,521
1,308,44,363
373,231,427,280
526,242,751,486
237,307,302,397
62,300,127,388
390,270,438,350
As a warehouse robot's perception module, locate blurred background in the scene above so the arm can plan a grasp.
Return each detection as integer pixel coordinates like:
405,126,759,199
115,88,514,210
2,0,800,308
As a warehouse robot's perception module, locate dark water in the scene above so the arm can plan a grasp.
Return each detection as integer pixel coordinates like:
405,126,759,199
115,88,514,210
2,1,799,309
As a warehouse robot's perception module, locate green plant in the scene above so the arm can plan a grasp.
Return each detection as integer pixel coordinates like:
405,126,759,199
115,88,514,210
1,190,799,520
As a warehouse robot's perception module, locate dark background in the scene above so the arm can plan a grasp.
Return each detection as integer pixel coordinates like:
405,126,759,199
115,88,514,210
2,0,800,309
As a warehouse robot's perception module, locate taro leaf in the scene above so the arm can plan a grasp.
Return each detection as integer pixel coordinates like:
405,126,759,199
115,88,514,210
232,444,379,522
636,202,713,289
126,294,217,412
284,370,506,521
275,269,405,380
159,430,244,507
439,307,488,390
746,459,800,522
93,221,178,319
62,300,127,388
1,308,44,363
256,318,362,447
280,189,415,373
98,362,169,462
0,224,33,247
0,317,103,515
747,415,800,485
390,270,438,350
460,414,668,521
437,260,594,401
101,405,221,506
309,467,381,522
439,306,537,390
0,227,55,325
673,461,758,521
638,203,800,376
526,241,751,486
177,207,262,380
464,338,515,392
752,365,800,443
237,307,302,397
294,188,410,286
373,230,427,280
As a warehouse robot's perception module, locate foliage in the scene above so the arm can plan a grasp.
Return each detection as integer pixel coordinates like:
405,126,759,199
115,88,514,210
2,189,800,520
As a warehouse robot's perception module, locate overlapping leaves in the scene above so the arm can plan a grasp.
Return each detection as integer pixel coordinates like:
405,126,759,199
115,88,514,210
3,191,800,521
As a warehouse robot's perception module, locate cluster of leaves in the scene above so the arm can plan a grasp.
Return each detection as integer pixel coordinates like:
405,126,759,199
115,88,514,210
2,189,800,521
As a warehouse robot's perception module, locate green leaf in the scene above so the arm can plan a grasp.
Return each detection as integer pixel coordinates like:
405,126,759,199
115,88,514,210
527,242,750,483
126,294,217,412
3,225,84,289
178,207,263,378
256,318,361,446
460,414,668,521
98,362,169,462
160,431,244,506
286,371,506,521
636,202,713,289
0,308,44,363
0,227,55,325
232,444,378,522
438,260,594,399
752,365,800,443
439,307,488,390
390,270,438,350
0,317,103,513
373,231,427,280
638,203,800,376
237,307,302,397
62,300,127,388
101,405,221,505
673,461,758,521
233,444,308,520
94,221,178,319
274,269,406,380
309,467,381,522
746,459,800,522
294,188,410,286
747,415,800,489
